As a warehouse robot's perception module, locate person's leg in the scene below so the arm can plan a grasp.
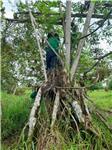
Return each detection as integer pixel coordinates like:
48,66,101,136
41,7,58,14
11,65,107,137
46,51,59,70
50,54,57,69
46,51,52,70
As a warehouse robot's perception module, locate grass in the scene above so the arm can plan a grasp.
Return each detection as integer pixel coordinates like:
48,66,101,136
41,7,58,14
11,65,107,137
88,90,112,109
88,90,112,126
1,90,32,140
1,90,112,150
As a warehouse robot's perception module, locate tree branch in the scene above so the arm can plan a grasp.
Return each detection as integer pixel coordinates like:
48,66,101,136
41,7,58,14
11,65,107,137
15,11,112,19
79,9,112,40
71,13,112,19
84,51,112,75
5,10,112,24
5,18,28,23
70,2,95,81
29,10,48,82
5,18,62,25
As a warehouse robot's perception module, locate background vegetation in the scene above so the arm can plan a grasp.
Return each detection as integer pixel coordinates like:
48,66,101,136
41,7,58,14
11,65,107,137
1,90,112,149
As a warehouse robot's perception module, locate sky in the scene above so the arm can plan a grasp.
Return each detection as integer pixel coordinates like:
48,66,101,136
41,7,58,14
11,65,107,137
3,0,19,18
3,0,112,52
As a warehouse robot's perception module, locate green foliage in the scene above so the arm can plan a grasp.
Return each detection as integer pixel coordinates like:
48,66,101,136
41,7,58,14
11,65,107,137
79,48,94,73
33,0,61,31
1,39,17,93
89,82,103,90
1,0,112,92
1,91,32,139
2,90,112,149
88,90,112,128
91,113,112,149
108,79,112,90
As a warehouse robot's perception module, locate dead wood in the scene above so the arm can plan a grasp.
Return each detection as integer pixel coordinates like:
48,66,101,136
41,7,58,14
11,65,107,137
18,67,106,149
51,91,60,128
28,87,42,141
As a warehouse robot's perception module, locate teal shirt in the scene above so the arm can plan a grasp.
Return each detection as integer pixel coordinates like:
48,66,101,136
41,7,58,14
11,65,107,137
47,37,60,52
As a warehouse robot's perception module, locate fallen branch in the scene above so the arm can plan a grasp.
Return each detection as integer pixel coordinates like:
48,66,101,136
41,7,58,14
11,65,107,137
99,109,112,114
86,96,112,132
56,86,86,89
17,123,29,146
95,111,112,133
72,101,84,123
61,100,80,133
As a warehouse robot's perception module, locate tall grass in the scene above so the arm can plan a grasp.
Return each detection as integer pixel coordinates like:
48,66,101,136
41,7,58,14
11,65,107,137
88,90,112,109
1,90,112,150
1,91,32,139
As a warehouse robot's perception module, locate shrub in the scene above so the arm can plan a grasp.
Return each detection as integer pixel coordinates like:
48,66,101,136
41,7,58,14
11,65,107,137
89,82,103,90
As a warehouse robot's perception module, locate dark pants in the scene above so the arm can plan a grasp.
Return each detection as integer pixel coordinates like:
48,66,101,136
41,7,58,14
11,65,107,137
46,51,58,70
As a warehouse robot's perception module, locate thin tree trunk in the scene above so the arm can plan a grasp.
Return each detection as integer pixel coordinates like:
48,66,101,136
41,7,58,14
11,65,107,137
13,85,17,95
29,10,47,82
28,87,42,140
65,0,71,69
70,2,95,80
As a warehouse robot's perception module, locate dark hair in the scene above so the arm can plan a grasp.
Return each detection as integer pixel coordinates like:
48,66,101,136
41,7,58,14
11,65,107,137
54,33,59,37
47,32,53,38
54,33,59,40
47,32,59,40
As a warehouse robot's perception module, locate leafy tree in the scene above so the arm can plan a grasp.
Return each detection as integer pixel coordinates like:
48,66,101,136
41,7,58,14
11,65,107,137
1,0,112,149
1,1,112,90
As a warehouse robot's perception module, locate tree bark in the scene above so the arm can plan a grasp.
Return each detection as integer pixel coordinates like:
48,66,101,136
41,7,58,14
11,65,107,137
13,85,17,95
29,10,47,82
70,2,95,81
65,0,71,69
28,87,42,140
51,91,60,128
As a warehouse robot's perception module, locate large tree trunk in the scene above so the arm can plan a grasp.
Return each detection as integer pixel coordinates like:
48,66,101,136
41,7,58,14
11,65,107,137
25,1,95,146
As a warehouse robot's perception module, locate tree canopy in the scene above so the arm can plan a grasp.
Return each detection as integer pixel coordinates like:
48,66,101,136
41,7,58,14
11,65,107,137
1,0,112,93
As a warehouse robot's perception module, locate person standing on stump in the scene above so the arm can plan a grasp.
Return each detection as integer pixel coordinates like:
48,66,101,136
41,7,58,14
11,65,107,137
30,32,60,101
45,32,60,71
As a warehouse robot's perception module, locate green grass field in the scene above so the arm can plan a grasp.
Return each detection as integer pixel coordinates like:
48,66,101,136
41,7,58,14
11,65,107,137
88,90,112,109
1,90,32,139
1,90,112,150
